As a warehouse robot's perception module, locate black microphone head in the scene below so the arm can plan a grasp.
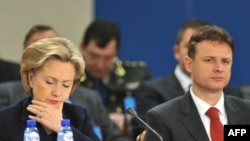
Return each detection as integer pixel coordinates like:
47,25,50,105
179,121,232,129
126,107,138,116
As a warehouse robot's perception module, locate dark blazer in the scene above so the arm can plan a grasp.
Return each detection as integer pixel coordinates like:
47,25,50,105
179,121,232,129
145,92,250,141
0,81,130,141
132,73,244,138
0,98,99,141
0,59,20,83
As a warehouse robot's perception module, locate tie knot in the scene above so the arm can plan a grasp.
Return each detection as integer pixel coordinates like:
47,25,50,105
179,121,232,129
206,107,220,119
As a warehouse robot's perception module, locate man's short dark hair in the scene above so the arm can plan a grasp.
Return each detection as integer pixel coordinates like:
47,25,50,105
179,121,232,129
188,25,234,59
82,20,120,50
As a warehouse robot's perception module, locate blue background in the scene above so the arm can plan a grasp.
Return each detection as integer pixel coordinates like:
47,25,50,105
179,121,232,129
95,0,250,86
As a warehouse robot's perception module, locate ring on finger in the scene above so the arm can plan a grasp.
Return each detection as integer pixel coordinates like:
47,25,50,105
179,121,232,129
36,114,42,118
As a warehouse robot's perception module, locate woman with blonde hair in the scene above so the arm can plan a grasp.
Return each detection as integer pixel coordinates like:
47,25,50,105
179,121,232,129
0,37,99,141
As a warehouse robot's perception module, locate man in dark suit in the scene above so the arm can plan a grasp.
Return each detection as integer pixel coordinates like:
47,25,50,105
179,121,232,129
0,59,20,83
132,19,244,139
144,25,250,141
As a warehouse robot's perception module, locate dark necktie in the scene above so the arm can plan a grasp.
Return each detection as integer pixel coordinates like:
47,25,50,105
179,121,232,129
94,80,108,104
206,107,224,141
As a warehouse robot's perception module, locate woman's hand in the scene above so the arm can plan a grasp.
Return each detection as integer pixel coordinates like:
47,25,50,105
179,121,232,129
27,100,63,133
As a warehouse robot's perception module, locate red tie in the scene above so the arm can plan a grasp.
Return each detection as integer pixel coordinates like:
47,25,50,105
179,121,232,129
206,107,223,141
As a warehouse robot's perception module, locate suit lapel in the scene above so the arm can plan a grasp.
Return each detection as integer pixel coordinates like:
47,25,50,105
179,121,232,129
180,92,210,141
224,96,243,124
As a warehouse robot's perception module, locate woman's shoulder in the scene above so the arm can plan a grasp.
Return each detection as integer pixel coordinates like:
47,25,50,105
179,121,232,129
0,98,28,127
0,98,26,114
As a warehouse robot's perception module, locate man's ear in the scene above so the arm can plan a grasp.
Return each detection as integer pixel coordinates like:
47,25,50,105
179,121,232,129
79,42,85,54
184,56,192,73
173,45,180,61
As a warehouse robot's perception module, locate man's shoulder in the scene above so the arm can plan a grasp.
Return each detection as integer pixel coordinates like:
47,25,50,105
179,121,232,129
0,98,25,115
0,81,22,88
63,102,88,114
73,86,99,96
148,95,183,113
0,59,19,69
71,86,100,106
108,60,151,91
114,60,151,78
142,73,176,85
122,60,149,69
226,95,250,107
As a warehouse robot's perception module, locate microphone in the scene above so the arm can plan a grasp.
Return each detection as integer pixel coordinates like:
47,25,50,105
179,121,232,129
126,107,163,141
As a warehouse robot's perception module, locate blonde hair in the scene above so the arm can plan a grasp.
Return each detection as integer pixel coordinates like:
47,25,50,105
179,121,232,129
20,37,85,97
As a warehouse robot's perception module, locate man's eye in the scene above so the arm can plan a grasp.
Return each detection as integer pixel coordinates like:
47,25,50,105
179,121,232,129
205,59,212,62
223,60,230,64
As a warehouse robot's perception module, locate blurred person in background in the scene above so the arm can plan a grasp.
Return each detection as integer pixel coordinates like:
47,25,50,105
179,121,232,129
79,20,151,133
0,58,20,83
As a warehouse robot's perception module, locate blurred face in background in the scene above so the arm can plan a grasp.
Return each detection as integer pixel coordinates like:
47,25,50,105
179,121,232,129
174,28,198,76
26,30,57,46
81,39,117,79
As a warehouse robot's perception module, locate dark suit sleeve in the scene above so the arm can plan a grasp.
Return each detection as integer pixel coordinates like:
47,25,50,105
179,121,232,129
131,82,164,139
0,60,20,83
0,84,10,108
144,109,169,141
92,91,131,141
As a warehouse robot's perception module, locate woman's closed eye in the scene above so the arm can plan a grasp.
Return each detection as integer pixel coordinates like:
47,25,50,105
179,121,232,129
63,82,72,88
63,84,71,88
46,80,54,85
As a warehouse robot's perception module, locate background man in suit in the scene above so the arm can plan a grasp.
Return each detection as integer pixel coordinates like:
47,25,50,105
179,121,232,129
144,25,250,141
0,24,131,141
79,20,151,132
0,59,20,83
132,19,244,139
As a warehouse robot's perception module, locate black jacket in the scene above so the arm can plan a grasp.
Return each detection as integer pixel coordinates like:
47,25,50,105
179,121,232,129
0,97,99,141
145,92,250,141
132,73,244,139
0,59,20,83
0,81,130,141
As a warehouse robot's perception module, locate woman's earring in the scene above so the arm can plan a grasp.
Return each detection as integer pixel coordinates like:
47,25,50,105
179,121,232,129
30,85,33,88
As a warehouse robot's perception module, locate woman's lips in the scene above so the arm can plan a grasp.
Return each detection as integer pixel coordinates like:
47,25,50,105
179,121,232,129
48,100,59,105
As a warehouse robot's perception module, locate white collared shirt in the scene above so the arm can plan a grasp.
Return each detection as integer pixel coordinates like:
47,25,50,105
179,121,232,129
174,65,191,92
190,87,228,141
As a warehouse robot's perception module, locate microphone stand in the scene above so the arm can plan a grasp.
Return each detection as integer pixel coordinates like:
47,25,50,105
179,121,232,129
126,107,163,141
